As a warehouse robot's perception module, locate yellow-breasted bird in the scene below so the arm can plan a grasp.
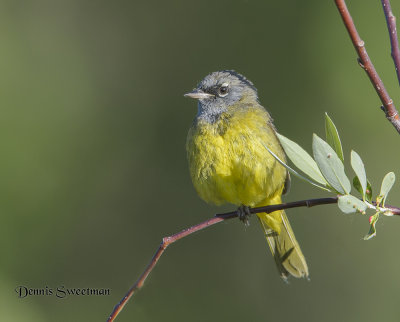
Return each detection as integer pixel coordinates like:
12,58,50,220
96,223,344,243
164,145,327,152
184,70,308,280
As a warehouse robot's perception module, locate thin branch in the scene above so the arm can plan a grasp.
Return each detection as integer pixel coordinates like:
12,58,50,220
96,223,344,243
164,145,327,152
107,196,400,321
106,216,226,322
215,197,338,217
334,0,400,134
381,0,400,85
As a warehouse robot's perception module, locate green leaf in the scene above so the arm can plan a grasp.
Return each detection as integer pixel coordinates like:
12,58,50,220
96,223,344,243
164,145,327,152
338,195,367,214
350,150,367,197
263,143,331,192
325,113,344,162
365,180,372,202
364,213,379,240
352,176,362,196
379,172,395,204
353,177,372,202
312,134,351,194
276,133,327,185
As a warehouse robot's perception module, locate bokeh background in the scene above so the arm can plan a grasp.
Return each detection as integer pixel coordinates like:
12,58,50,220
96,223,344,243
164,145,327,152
2,0,400,321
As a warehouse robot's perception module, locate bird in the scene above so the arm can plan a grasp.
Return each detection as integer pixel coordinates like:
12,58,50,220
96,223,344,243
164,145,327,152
184,70,308,280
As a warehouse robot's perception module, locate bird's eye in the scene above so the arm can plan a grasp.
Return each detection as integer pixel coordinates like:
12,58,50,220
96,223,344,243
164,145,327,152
218,84,229,97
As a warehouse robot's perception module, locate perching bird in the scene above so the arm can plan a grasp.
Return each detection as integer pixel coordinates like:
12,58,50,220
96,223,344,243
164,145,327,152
184,70,308,280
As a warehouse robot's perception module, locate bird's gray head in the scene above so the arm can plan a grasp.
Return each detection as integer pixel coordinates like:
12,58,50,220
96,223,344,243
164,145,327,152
184,70,258,123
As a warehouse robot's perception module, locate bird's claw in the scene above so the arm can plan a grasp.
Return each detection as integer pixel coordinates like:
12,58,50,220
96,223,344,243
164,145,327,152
237,205,251,226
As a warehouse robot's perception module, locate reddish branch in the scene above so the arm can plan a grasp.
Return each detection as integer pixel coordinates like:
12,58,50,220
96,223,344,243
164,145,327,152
107,197,400,321
381,0,400,85
106,216,226,322
335,0,400,134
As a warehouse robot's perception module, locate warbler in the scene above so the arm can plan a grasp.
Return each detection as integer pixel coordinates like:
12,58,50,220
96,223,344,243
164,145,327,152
184,70,308,280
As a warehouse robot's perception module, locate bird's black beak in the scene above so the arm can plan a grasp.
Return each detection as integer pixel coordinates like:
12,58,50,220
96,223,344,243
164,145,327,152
184,89,214,100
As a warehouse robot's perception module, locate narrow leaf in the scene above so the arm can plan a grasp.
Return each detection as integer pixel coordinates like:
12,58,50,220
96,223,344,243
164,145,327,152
365,180,373,202
380,172,395,203
313,134,351,194
338,195,367,214
353,177,372,202
364,213,379,240
263,143,331,192
277,133,327,185
350,150,367,197
325,113,344,162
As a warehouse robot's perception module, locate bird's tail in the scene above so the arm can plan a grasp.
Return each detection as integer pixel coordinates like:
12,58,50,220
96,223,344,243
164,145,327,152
256,196,309,280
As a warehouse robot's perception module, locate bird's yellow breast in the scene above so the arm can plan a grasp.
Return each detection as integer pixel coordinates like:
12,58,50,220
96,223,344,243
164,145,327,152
186,104,287,207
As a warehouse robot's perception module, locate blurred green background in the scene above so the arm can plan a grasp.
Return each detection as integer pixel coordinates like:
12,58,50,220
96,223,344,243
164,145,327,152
2,0,400,321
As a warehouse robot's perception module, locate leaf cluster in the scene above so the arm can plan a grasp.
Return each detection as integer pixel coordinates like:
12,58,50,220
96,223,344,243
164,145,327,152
265,114,396,240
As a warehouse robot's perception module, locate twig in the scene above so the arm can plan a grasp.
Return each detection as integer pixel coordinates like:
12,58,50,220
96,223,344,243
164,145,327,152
381,0,400,85
106,196,400,321
214,197,338,217
106,215,226,322
334,0,400,134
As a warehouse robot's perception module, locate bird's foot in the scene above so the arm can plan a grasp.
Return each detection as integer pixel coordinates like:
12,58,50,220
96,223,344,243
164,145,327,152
237,205,251,226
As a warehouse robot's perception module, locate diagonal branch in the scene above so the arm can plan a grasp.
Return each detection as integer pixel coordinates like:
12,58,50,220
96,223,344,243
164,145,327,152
334,0,400,134
106,215,226,322
381,0,400,86
106,196,400,321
